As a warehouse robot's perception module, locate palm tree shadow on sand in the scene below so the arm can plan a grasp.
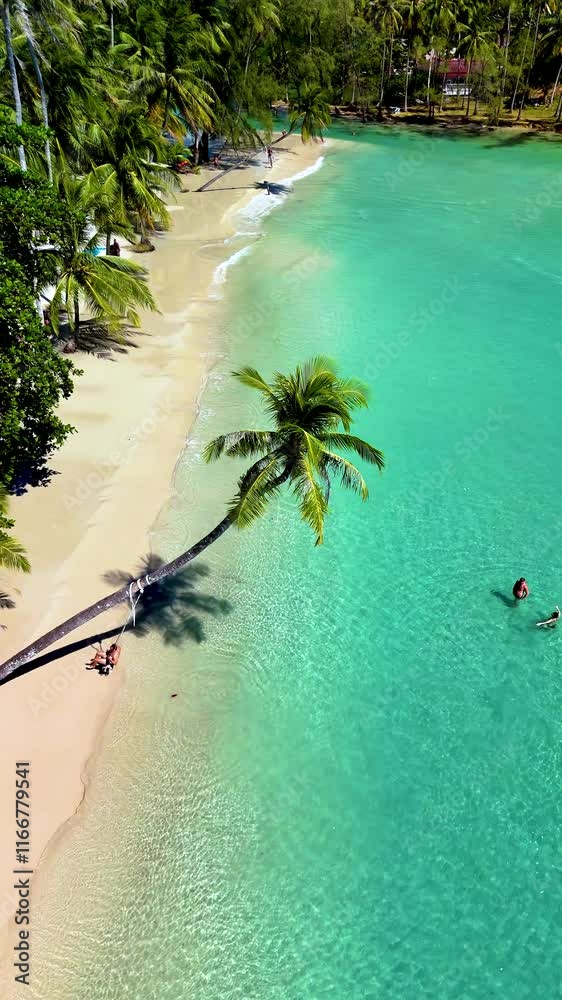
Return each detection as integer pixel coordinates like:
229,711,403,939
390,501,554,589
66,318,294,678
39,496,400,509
1,556,231,685
103,555,231,645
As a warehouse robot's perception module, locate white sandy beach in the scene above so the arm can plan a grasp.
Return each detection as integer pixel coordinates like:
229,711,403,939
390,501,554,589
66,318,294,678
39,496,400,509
0,134,327,993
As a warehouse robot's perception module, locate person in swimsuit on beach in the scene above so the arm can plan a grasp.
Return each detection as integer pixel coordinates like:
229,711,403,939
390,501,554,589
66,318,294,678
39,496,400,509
106,643,121,669
512,577,529,600
87,643,107,670
536,605,560,628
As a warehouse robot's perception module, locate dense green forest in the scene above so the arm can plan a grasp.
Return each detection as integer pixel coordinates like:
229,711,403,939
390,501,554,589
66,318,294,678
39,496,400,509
1,0,562,560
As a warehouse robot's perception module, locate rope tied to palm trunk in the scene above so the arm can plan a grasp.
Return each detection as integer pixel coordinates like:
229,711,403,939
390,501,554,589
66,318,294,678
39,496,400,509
117,573,153,640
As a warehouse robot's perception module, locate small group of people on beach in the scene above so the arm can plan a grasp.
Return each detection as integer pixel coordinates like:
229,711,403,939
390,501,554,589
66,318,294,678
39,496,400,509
87,642,121,675
512,577,560,628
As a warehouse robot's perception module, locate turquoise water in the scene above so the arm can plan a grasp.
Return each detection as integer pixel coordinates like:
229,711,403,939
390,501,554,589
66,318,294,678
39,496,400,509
32,129,562,999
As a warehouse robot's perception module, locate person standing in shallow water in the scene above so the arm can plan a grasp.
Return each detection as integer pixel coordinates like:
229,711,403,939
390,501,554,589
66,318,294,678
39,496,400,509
512,577,529,600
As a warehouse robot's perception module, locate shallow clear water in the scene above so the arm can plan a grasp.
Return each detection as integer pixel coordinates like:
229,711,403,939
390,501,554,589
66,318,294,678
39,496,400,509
32,128,562,1000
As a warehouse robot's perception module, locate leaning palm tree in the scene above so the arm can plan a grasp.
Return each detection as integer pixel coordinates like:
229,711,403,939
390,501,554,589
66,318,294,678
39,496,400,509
0,486,30,573
0,358,384,679
289,84,332,141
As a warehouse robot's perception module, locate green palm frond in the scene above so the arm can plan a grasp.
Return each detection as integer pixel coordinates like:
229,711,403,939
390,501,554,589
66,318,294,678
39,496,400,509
204,431,279,462
292,456,329,545
298,355,338,385
49,252,158,333
0,489,30,573
289,83,331,143
229,454,284,529
232,366,277,398
0,534,31,574
133,63,214,132
0,486,9,520
82,257,157,322
322,434,385,470
319,452,369,499
334,377,370,410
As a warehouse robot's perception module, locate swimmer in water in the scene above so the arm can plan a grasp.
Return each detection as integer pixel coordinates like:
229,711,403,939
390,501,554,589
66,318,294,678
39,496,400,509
536,605,560,628
512,577,529,600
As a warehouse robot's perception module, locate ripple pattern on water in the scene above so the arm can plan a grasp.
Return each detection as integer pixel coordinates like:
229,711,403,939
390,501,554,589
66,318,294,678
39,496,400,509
28,127,562,1000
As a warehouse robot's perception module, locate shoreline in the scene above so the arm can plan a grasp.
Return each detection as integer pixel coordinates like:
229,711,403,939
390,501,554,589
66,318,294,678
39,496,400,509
0,133,329,993
283,100,562,137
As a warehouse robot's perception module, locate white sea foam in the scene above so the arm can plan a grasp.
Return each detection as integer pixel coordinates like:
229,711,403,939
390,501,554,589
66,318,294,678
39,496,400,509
210,151,327,297
239,155,326,229
209,245,254,299
224,230,261,244
280,153,327,187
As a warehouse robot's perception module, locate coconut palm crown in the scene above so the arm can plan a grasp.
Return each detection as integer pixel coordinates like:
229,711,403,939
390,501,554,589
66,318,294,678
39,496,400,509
289,84,332,142
204,356,384,545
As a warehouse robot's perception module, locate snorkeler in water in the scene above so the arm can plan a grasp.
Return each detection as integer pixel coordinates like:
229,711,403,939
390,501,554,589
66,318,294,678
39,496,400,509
536,605,560,629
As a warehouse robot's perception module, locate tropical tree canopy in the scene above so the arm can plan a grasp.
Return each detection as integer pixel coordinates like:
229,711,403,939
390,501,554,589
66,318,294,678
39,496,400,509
0,254,76,490
205,357,384,544
5,0,562,196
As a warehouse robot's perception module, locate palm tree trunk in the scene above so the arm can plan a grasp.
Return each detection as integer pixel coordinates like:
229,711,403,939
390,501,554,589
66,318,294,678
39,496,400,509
500,4,512,111
73,291,80,338
427,42,433,112
110,7,114,48
24,32,52,182
0,460,293,680
438,52,445,112
464,59,473,118
106,231,112,255
474,67,482,116
0,514,234,680
517,3,541,122
1,1,27,171
244,26,254,80
163,82,171,132
511,16,532,112
404,45,410,112
549,58,562,106
196,128,288,192
380,39,387,106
